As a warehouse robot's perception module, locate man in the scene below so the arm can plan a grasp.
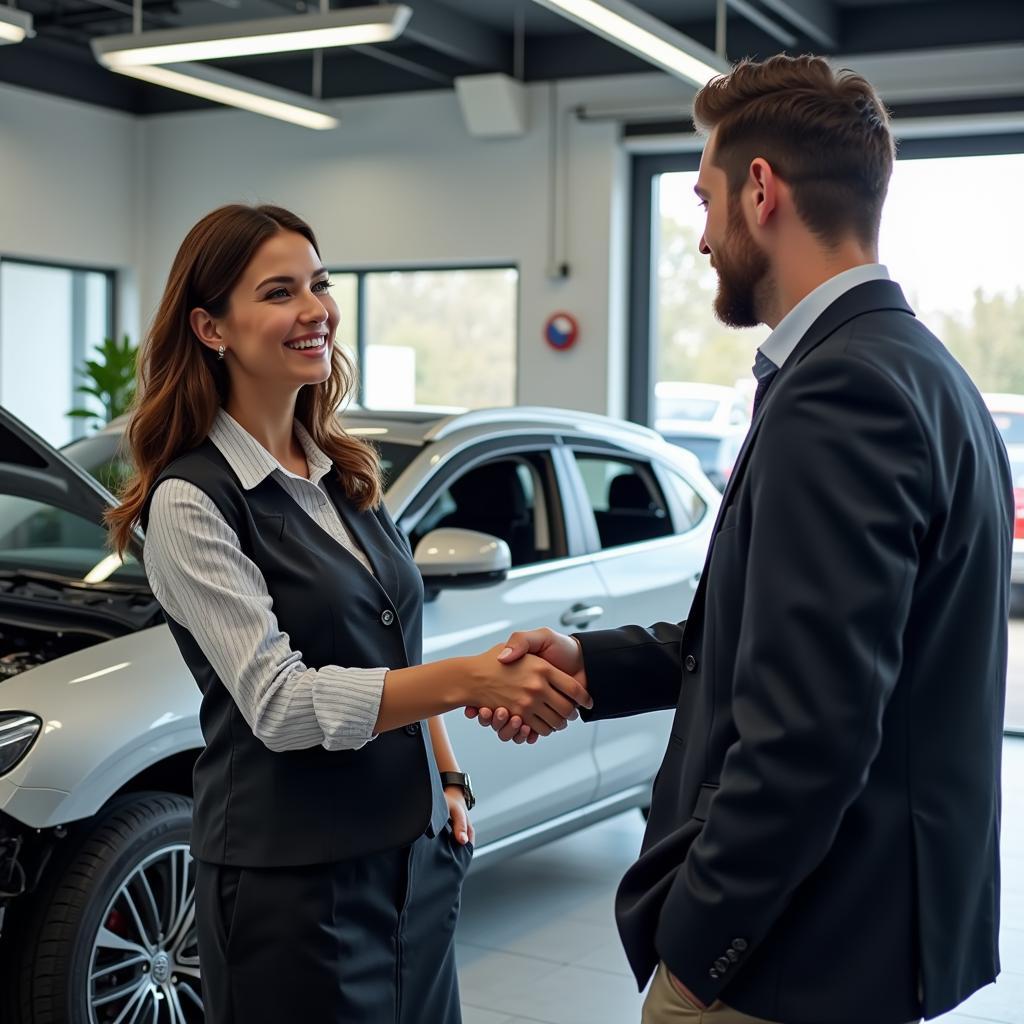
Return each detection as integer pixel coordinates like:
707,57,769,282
475,55,1012,1023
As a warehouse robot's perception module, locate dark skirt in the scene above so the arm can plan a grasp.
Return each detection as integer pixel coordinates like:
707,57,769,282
195,828,471,1024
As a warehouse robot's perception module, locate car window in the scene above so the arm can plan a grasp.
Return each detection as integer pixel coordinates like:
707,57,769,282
663,470,708,532
574,454,673,550
0,493,144,583
729,403,750,426
409,452,562,568
992,411,1024,445
656,397,719,422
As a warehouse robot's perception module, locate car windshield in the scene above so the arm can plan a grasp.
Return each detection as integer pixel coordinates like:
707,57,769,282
370,441,421,490
992,411,1024,445
0,493,147,584
656,397,720,422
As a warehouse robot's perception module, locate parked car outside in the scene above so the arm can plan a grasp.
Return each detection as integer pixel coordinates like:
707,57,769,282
984,392,1024,448
0,404,718,1023
1004,444,1024,614
654,382,751,492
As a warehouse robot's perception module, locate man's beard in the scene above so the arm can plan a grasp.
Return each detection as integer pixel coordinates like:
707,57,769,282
712,197,770,328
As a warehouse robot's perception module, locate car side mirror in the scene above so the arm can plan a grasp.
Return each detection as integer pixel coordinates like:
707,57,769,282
414,528,512,598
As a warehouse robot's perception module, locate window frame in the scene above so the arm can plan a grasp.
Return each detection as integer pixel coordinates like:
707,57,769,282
563,441,693,555
397,436,571,570
0,255,118,442
628,135,1024,428
326,262,520,408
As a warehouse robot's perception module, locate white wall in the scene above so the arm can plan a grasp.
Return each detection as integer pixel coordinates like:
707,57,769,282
0,71,690,416
0,83,142,287
138,73,690,416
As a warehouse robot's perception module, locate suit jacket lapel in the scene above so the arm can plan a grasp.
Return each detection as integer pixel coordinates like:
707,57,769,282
683,280,915,640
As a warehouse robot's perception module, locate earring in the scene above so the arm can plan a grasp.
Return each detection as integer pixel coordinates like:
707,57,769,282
217,345,225,361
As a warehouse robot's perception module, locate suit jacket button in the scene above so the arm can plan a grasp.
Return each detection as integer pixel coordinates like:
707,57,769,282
731,938,748,952
726,949,739,963
715,957,729,972
405,723,421,736
684,654,698,672
709,968,720,980
381,609,395,626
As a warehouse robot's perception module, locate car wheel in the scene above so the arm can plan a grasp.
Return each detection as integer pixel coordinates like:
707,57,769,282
5,792,201,1024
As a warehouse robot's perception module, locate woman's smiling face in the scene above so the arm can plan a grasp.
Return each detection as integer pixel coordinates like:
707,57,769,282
204,229,339,392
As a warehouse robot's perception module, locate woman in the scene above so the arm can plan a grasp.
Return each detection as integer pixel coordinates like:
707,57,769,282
106,203,589,1024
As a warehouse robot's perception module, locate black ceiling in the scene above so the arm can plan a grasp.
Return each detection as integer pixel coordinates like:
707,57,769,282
1,0,1022,116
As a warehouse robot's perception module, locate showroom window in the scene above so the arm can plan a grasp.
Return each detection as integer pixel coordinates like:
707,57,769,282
328,266,518,410
0,258,115,447
629,139,1024,733
629,143,1024,425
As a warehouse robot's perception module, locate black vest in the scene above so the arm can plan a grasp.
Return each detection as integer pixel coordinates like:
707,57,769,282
143,441,448,867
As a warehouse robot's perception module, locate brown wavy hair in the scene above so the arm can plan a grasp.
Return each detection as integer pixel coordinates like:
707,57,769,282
106,203,381,556
693,55,895,246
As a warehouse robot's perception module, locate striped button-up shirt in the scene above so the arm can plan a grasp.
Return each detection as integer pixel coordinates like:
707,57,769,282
143,409,386,753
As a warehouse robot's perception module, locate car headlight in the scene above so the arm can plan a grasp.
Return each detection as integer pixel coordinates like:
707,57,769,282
0,714,42,775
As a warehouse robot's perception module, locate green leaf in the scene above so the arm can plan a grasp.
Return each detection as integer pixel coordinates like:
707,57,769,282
67,334,139,428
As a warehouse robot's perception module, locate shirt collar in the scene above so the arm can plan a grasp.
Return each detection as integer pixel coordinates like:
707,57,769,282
758,263,890,372
208,408,334,490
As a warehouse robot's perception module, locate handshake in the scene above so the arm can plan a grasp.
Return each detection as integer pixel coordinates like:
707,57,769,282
464,628,588,745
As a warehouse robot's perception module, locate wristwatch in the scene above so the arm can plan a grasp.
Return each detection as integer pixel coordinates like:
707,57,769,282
440,771,475,811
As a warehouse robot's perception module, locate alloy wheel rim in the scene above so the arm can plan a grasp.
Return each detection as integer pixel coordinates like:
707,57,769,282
87,843,202,1023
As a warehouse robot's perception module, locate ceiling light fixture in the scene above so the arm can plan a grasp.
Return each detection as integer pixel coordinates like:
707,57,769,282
92,4,410,66
0,5,33,45
104,62,339,130
529,0,729,87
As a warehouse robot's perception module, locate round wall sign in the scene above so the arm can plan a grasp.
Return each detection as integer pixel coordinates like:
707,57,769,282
544,312,579,351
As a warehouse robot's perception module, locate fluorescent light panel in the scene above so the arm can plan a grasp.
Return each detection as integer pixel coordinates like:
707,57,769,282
93,4,410,66
0,6,33,44
530,0,729,87
105,61,339,130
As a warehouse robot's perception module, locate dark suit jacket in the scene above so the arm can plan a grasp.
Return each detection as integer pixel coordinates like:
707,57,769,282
578,280,1012,1024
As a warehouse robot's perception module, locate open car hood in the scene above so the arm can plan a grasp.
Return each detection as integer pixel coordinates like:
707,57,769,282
0,406,141,559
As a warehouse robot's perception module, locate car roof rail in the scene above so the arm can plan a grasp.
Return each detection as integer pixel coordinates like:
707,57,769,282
423,406,663,443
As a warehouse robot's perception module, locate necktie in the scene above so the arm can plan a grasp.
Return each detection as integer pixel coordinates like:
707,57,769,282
752,350,780,416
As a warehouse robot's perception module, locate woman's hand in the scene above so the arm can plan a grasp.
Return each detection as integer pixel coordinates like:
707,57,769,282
445,785,474,846
464,644,592,737
467,631,589,743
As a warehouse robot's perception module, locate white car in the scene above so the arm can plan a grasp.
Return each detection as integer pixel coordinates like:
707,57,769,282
654,382,751,491
0,404,718,1023
984,392,1024,448
654,381,751,433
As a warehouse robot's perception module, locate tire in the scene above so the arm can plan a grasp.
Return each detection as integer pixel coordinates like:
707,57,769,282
5,792,201,1024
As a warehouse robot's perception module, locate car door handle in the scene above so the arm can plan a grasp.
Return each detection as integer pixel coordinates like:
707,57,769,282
560,604,605,628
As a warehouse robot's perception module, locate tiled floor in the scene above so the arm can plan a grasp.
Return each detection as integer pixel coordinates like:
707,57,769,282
457,738,1024,1024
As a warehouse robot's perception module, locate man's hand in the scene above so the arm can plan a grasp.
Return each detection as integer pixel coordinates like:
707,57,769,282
463,643,591,737
466,630,589,743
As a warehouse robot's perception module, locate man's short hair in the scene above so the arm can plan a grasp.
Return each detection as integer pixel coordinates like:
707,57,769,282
693,55,895,247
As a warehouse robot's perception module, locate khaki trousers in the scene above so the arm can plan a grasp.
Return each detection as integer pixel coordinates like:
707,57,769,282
642,963,776,1024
